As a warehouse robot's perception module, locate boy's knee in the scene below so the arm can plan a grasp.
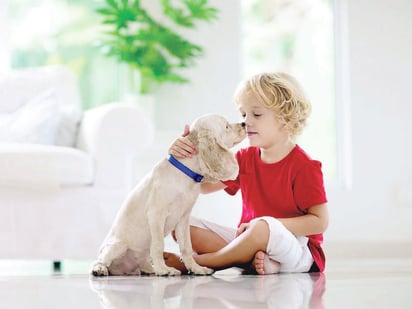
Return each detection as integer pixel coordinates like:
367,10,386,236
248,219,270,247
253,217,286,236
250,218,270,232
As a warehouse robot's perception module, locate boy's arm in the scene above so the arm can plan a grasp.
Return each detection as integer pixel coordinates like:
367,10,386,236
200,181,227,194
278,203,329,236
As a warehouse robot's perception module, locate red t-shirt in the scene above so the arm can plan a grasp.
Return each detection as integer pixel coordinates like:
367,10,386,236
223,145,328,272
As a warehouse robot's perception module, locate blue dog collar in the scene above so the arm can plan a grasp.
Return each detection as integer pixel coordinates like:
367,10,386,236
168,155,204,183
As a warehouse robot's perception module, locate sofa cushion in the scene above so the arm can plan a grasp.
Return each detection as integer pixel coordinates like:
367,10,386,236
0,66,82,147
0,90,61,145
0,144,94,187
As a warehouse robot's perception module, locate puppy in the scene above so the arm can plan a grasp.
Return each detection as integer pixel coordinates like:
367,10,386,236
91,114,246,276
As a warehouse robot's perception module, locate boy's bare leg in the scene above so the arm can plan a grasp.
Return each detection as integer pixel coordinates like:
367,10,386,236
190,226,229,254
166,225,229,272
167,221,275,274
193,220,270,270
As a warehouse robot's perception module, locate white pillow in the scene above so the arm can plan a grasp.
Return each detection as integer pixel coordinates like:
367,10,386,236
55,108,81,147
0,90,62,145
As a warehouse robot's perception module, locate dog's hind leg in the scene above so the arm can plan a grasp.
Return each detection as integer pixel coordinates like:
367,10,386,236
174,215,214,275
139,258,154,275
91,241,128,276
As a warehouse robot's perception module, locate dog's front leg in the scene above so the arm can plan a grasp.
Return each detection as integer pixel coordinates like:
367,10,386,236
175,215,214,275
147,208,181,276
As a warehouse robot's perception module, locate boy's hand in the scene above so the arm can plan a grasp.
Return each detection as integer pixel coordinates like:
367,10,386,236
236,223,250,237
168,124,197,158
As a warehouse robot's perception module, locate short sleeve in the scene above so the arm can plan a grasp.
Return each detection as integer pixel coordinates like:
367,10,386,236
222,178,240,195
221,148,245,195
294,160,328,211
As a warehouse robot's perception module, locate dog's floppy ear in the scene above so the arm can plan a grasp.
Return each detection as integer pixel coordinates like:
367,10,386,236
196,131,239,183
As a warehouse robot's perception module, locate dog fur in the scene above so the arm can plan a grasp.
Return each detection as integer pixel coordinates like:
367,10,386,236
91,114,246,276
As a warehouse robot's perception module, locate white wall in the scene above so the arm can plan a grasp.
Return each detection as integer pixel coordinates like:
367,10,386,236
0,1,9,71
326,0,412,247
138,0,412,254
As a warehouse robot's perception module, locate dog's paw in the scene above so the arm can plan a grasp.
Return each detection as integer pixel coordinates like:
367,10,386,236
91,263,109,277
188,265,214,276
153,265,181,276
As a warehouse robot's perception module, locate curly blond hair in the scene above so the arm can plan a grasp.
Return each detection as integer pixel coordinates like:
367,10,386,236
235,72,311,141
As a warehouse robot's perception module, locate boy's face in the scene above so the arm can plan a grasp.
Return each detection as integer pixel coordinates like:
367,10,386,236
237,90,289,149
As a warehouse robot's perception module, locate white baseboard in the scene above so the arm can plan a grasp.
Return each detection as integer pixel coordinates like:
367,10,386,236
324,241,412,259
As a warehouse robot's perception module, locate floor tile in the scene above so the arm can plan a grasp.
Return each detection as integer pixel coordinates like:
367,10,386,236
0,258,411,308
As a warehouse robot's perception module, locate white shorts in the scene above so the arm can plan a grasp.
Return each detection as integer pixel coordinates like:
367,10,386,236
190,216,314,273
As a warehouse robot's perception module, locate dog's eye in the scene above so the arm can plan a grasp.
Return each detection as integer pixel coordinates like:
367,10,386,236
226,124,229,129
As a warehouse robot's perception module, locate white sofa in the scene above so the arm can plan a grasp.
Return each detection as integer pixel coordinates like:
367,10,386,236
0,66,154,260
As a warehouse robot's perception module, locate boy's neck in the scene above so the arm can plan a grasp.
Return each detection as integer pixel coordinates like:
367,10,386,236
260,142,296,164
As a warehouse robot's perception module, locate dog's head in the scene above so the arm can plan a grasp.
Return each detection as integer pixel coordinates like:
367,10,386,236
188,114,246,183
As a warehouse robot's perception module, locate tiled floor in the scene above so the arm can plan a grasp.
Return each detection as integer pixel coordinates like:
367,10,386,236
0,258,411,308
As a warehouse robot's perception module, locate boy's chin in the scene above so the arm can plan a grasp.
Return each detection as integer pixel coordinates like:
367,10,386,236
247,139,259,147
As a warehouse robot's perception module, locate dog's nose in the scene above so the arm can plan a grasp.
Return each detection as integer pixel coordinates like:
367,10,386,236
241,122,246,128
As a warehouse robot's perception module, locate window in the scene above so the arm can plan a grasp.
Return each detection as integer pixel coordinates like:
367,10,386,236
6,0,119,110
4,0,337,180
241,0,336,180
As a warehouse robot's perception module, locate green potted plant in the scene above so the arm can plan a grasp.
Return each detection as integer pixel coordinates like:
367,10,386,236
96,0,218,95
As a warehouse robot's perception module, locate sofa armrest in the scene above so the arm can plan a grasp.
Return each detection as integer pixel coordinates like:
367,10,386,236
76,103,154,188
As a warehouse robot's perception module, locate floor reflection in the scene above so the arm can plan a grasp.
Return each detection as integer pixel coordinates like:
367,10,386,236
89,271,325,309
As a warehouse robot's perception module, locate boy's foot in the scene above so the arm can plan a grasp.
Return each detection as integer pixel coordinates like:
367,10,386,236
252,251,280,275
163,252,188,274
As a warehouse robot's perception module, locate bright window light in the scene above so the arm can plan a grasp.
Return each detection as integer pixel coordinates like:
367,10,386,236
241,0,336,180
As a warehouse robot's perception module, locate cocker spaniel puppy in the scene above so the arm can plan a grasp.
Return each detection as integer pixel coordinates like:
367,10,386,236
91,114,246,276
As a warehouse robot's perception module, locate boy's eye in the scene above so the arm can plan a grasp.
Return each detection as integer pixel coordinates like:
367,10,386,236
240,113,261,118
